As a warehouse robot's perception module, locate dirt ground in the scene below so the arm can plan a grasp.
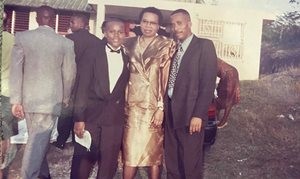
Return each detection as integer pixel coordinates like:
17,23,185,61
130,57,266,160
6,68,300,179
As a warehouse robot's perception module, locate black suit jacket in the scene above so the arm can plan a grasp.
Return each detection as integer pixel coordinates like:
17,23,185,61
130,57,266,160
166,35,217,129
73,42,130,129
66,29,100,64
66,29,102,98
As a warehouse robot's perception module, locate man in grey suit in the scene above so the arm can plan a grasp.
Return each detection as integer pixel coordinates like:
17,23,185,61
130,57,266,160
9,6,76,179
164,9,217,179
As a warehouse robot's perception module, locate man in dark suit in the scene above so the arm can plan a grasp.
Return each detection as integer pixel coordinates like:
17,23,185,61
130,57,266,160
71,18,129,179
53,13,100,149
164,9,217,179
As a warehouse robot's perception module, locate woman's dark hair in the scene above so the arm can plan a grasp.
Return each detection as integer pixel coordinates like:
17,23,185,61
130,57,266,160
139,7,163,25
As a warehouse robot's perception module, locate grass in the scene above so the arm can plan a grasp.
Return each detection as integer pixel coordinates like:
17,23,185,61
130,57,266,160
204,68,300,179
7,68,300,179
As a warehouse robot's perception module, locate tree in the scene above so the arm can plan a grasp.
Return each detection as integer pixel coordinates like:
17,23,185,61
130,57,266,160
262,0,300,45
289,0,300,4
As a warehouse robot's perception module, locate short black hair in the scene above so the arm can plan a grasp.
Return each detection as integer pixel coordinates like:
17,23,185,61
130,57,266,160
171,9,191,20
72,13,90,26
103,18,124,32
36,5,55,18
139,7,163,25
101,21,107,34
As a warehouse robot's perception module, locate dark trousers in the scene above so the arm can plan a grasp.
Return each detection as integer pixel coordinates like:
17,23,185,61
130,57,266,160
164,101,205,179
70,125,123,179
56,106,74,147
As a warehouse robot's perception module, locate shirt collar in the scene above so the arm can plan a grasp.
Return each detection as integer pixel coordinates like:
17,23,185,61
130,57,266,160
38,25,55,31
106,44,122,54
178,34,193,52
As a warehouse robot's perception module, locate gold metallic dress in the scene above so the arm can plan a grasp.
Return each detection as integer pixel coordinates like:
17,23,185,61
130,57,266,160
123,35,175,166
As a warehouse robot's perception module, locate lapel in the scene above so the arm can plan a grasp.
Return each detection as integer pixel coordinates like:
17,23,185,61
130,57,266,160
110,49,129,94
178,36,199,73
141,36,158,62
96,45,129,97
37,26,56,35
121,48,129,67
95,44,110,97
173,36,200,88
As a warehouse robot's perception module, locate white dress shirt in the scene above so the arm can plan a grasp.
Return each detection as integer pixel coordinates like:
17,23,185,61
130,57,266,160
106,44,124,93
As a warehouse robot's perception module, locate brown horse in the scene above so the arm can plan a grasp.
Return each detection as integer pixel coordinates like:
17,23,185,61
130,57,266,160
215,59,240,128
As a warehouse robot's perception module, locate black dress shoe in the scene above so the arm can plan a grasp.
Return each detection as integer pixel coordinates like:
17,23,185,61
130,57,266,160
38,174,51,179
52,141,65,150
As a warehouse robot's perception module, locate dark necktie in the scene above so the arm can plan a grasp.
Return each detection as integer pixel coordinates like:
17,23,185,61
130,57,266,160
106,44,121,53
168,43,183,90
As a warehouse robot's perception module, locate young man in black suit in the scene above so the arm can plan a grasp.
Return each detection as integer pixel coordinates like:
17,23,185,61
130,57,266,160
164,9,217,179
71,18,129,179
54,13,101,149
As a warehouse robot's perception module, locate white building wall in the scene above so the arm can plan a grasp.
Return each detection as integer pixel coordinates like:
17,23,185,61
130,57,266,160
189,5,264,80
21,0,268,80
87,0,267,80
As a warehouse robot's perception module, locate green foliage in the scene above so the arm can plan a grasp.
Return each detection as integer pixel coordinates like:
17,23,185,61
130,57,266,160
262,1,300,46
1,1,3,79
261,2,300,74
289,0,300,4
262,11,300,46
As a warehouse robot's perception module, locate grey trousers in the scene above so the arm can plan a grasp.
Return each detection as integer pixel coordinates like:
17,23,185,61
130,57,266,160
21,113,56,179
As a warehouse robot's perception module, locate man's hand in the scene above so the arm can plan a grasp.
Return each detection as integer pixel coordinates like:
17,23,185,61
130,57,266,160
189,117,202,135
151,109,164,127
12,104,24,119
74,122,85,138
62,99,70,108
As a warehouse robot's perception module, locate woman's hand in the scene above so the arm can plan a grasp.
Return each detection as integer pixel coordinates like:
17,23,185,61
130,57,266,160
151,109,164,127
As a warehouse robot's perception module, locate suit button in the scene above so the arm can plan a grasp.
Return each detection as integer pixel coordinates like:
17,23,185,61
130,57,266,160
116,100,120,104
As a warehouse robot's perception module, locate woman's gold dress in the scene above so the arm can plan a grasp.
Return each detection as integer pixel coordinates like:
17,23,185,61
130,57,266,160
123,35,175,166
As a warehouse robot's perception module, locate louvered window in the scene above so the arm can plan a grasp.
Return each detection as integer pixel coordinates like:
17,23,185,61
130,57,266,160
4,7,29,34
58,13,72,35
14,9,30,32
4,7,89,35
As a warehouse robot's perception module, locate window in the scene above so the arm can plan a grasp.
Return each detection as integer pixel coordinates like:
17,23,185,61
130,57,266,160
4,7,81,36
57,12,73,35
4,7,30,34
197,19,245,60
14,9,30,32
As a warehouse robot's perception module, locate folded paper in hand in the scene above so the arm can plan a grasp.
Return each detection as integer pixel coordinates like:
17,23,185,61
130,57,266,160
75,130,92,151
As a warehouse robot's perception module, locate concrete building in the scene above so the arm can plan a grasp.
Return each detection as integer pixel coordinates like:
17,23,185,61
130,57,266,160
4,0,274,80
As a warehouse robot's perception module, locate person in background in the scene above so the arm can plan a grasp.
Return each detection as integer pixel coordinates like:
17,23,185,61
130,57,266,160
215,58,240,128
71,18,129,179
164,9,217,179
101,20,107,42
53,13,101,150
9,6,76,179
126,20,138,37
0,10,18,179
122,7,175,179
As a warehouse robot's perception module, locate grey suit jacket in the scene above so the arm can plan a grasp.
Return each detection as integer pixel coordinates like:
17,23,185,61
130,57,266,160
10,26,76,115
